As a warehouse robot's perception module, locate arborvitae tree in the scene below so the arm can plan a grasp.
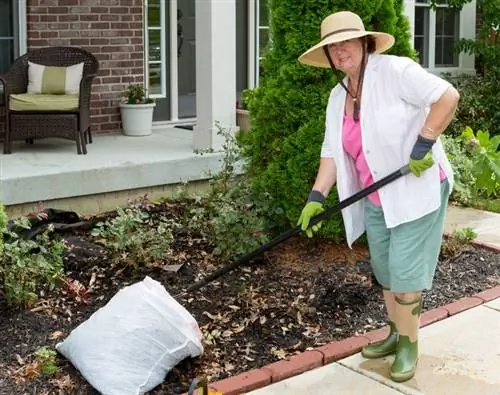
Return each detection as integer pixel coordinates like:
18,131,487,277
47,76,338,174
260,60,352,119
241,0,416,240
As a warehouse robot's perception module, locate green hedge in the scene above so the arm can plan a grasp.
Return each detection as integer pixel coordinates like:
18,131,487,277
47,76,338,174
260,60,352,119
241,0,415,240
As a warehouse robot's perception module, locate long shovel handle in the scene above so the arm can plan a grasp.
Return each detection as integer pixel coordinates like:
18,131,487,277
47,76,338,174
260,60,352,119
184,164,411,294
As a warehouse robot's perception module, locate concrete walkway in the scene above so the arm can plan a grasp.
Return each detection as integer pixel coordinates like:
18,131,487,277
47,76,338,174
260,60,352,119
444,204,500,247
246,205,500,395
249,299,500,395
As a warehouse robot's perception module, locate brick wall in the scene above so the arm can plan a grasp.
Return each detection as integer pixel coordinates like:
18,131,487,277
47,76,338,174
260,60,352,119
27,0,145,134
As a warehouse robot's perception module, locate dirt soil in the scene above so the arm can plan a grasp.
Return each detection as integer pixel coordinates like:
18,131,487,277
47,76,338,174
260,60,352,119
1,202,499,395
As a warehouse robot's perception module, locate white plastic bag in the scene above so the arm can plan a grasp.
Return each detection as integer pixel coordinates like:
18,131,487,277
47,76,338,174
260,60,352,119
56,276,203,395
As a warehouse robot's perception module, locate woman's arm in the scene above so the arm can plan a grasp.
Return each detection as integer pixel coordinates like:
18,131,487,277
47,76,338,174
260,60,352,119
311,157,337,198
420,86,460,140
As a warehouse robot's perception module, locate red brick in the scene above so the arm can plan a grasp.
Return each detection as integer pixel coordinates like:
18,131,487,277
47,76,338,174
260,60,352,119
315,335,369,364
209,369,271,395
420,308,449,327
261,350,323,383
471,240,500,253
474,285,500,303
441,297,483,316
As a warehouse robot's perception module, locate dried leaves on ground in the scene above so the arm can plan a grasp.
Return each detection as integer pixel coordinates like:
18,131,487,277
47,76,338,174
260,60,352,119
0,203,499,395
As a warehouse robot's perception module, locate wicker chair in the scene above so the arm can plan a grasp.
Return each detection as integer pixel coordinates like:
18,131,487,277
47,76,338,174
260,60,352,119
1,47,99,155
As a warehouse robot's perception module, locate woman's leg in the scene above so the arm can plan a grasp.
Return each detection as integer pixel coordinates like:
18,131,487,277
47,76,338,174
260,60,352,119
388,180,450,381
361,200,397,358
362,287,398,358
390,291,422,382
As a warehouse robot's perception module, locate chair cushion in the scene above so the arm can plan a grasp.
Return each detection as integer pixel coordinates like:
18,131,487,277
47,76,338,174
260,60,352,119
9,93,79,111
27,61,84,95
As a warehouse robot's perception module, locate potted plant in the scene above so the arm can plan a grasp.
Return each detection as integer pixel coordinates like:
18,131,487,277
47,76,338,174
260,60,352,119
236,89,252,132
119,84,156,136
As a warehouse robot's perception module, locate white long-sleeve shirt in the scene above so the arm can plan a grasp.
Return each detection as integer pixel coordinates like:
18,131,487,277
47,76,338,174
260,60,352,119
321,54,454,247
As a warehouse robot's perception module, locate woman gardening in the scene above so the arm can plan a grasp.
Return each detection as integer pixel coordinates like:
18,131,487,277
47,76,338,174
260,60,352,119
297,11,460,382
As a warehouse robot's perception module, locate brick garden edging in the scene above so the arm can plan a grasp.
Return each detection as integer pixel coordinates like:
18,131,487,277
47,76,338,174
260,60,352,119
184,242,500,395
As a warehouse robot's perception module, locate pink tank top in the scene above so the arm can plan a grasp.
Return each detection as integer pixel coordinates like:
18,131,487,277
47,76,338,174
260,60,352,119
341,114,446,207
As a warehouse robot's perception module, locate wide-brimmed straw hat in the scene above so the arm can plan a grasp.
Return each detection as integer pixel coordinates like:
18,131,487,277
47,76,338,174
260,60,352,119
299,11,395,68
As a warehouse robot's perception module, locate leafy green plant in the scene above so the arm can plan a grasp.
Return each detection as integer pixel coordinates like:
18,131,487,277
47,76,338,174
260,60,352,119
188,123,272,260
441,227,477,258
460,126,500,197
121,83,154,105
441,134,476,205
0,203,7,256
240,0,416,241
34,347,59,375
455,0,500,78
1,217,66,307
444,73,500,137
91,204,174,270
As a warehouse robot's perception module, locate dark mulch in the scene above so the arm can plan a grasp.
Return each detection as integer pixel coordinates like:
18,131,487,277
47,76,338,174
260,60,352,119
0,203,499,395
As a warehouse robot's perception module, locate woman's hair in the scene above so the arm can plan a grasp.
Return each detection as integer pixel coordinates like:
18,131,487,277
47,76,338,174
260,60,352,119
366,35,377,54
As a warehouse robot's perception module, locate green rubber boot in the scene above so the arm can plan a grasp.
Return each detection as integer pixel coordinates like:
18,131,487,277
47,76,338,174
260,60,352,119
390,294,422,383
361,321,398,359
362,288,398,359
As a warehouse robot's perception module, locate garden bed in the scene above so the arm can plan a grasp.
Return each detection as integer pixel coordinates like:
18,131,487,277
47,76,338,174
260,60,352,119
0,202,499,395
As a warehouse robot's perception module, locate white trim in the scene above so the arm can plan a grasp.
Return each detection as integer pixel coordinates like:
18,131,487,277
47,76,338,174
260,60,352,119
428,5,436,68
169,0,179,121
247,0,256,89
18,0,27,55
254,0,261,85
144,0,167,99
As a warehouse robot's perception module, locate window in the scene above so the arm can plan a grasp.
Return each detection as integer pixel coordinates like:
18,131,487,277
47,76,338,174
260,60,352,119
0,0,19,74
414,0,460,68
255,0,270,83
145,0,167,98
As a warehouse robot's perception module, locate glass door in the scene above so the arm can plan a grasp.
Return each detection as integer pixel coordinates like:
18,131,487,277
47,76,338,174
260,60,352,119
177,0,196,119
146,0,249,123
146,0,196,123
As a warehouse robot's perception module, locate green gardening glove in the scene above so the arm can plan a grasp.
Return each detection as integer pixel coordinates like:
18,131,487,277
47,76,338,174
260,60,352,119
297,190,325,238
409,135,436,177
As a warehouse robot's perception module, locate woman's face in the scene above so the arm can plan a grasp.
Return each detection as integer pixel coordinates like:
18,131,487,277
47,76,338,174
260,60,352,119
327,38,364,76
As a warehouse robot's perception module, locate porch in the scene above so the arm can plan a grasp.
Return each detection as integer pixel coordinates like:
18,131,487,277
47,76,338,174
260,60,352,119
0,127,224,218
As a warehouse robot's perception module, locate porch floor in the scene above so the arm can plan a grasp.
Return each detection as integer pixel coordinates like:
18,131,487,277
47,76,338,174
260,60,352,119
0,128,223,216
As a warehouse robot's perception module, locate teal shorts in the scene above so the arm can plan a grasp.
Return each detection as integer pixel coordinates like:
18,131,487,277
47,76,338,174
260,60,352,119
364,180,450,293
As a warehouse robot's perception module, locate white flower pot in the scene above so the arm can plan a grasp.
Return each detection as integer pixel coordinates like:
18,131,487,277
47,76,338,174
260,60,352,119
120,102,156,136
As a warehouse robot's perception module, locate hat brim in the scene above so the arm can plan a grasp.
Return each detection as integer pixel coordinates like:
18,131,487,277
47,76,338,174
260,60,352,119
298,31,395,68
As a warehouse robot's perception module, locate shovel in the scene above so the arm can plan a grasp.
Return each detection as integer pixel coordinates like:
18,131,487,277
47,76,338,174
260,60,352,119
181,164,411,295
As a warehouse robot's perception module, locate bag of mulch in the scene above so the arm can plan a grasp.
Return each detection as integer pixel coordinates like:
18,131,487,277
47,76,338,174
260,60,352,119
56,276,204,395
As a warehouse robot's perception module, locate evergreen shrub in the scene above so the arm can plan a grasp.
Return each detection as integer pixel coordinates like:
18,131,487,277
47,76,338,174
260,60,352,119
241,0,415,240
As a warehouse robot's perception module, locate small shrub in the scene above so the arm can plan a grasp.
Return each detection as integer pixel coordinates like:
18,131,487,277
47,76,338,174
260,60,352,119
441,227,477,259
241,0,416,241
444,74,500,137
460,126,500,197
441,134,476,205
0,203,7,256
34,347,59,376
1,216,66,307
188,123,271,260
91,204,174,270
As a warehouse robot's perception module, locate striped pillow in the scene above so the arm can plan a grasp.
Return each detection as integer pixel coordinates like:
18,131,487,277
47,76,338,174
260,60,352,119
27,61,84,95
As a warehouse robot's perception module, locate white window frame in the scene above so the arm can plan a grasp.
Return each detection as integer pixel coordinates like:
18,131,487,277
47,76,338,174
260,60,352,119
143,0,167,99
18,0,27,55
411,0,476,74
247,0,269,88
